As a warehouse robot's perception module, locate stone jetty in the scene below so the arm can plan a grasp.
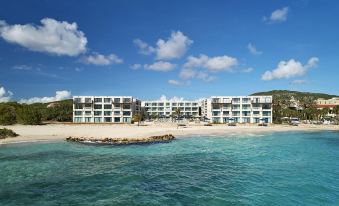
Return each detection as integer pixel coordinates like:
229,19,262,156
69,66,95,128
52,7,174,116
66,134,175,145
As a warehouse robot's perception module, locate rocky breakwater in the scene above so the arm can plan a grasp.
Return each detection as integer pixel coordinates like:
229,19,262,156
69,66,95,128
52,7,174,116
66,134,175,145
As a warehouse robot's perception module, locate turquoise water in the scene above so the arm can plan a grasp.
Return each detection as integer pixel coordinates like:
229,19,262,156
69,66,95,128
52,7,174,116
1,131,339,205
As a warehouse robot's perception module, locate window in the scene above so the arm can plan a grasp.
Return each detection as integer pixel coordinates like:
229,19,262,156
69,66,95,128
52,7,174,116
104,98,111,103
114,117,121,123
114,104,120,108
232,98,240,103
263,111,271,116
85,117,92,122
172,103,177,106
232,111,240,116
104,117,112,122
94,117,102,123
223,111,229,116
74,98,81,102
212,111,220,116
74,117,82,122
114,111,120,115
253,111,260,115
74,111,82,116
123,111,131,116
242,111,250,116
104,105,112,109
85,98,91,103
212,117,220,123
166,103,170,106
84,103,91,108
159,103,164,106
114,98,120,103
242,118,250,123
123,105,131,109
104,111,111,116
94,111,102,116
232,105,240,110
85,111,91,115
123,117,131,123
75,104,83,109
94,104,102,109
94,98,102,103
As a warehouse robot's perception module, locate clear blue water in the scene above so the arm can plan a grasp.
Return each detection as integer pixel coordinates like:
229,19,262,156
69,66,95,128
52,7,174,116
1,131,339,205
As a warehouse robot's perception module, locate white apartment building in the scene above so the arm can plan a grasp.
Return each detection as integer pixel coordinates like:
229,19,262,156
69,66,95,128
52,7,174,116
73,96,141,123
142,100,200,118
201,96,273,123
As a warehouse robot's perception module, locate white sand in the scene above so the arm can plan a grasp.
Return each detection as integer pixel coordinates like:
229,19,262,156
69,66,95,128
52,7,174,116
1,123,338,144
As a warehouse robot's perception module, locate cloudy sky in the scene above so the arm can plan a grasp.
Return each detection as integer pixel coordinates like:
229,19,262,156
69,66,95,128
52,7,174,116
0,0,338,103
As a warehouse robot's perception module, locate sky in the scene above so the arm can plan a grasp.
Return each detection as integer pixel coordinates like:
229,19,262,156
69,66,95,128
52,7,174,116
0,0,338,103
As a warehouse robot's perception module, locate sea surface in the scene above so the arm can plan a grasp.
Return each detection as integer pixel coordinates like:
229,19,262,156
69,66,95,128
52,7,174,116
1,131,339,205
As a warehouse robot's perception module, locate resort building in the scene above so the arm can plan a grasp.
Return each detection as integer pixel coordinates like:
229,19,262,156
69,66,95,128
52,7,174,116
201,96,273,123
316,97,339,117
73,96,141,123
141,100,200,119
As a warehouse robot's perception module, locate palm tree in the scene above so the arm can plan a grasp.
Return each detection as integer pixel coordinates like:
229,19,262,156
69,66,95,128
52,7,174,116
174,108,181,119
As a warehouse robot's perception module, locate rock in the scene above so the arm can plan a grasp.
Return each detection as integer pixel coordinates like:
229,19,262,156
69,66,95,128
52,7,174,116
65,134,175,145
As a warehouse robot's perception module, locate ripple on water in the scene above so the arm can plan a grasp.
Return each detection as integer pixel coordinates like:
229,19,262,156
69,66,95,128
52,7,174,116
0,131,339,205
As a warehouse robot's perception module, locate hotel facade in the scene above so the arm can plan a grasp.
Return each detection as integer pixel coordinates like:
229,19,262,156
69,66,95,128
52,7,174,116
73,96,141,123
201,96,273,123
72,95,273,124
142,100,200,118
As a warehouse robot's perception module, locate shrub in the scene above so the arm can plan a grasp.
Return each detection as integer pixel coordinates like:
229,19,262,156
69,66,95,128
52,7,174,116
0,104,17,125
18,106,42,125
0,128,19,139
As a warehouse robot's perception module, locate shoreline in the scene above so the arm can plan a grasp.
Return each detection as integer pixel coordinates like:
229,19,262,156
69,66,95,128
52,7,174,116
1,123,338,145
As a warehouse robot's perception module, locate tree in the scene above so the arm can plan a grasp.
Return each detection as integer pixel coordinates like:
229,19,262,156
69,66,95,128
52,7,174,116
18,106,42,125
132,114,141,126
174,108,181,119
0,104,17,125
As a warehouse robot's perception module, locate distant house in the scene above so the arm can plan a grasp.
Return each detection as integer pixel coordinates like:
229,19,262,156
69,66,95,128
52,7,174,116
316,97,339,117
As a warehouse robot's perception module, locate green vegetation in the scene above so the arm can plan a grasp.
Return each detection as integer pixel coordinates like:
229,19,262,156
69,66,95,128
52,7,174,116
0,99,73,125
252,90,339,100
0,104,17,125
0,128,19,139
132,114,141,126
252,90,339,123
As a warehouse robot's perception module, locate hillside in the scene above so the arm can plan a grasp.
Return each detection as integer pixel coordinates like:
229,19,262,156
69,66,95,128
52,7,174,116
251,90,338,100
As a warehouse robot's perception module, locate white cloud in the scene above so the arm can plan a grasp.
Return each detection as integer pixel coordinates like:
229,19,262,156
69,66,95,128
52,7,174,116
242,67,254,73
0,86,13,102
144,61,176,72
168,79,184,86
184,54,238,72
179,69,216,82
130,64,142,70
0,18,87,56
134,31,192,60
262,57,319,81
157,95,184,101
291,79,307,85
19,90,71,104
81,53,123,66
263,7,289,23
196,72,216,82
75,67,83,72
133,39,155,55
12,65,32,70
247,43,262,55
156,31,193,60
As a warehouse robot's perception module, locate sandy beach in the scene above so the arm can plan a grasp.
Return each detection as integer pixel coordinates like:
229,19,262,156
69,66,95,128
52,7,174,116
1,123,339,144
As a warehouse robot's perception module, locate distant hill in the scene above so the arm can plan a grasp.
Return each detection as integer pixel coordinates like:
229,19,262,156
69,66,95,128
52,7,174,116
251,90,338,100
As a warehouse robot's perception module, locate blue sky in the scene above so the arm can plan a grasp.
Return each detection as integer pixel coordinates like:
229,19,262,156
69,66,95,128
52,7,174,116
0,0,338,103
